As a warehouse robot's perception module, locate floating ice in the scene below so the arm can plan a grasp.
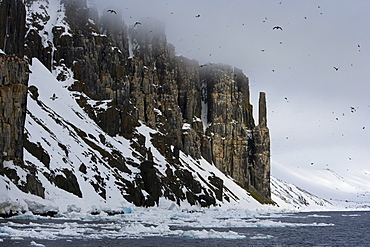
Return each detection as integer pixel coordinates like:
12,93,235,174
307,214,331,218
179,229,246,239
342,214,361,217
0,208,337,242
30,241,46,247
250,234,274,240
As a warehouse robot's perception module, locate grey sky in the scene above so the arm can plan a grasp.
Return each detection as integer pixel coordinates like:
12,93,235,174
91,0,370,187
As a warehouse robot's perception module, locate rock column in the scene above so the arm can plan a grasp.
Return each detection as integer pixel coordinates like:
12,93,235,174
251,92,271,202
0,55,29,174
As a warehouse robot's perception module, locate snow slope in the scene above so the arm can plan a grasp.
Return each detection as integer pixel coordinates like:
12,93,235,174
273,160,370,209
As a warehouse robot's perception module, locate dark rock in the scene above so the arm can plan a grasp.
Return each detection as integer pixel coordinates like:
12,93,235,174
23,138,50,168
208,175,223,201
0,55,29,174
0,0,26,57
54,169,83,198
28,85,39,100
140,161,161,206
26,174,45,199
79,163,87,174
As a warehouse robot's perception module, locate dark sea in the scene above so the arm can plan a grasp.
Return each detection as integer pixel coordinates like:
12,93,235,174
0,211,369,247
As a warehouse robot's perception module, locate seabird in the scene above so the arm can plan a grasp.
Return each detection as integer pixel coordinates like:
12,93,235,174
195,14,200,18
107,9,117,14
134,21,141,27
50,93,58,101
272,26,283,30
333,66,339,71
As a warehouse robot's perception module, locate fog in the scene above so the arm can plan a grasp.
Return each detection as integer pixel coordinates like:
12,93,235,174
90,0,370,184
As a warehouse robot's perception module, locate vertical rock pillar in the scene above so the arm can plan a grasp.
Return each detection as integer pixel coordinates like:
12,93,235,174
0,55,29,174
251,92,272,203
258,92,267,127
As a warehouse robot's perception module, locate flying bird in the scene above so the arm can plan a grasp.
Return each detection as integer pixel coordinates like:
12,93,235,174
107,9,117,14
350,106,356,113
50,93,58,101
134,21,141,27
195,14,200,18
333,66,339,71
273,26,283,30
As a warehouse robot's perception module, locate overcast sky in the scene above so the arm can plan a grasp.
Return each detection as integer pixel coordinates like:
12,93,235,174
91,0,370,187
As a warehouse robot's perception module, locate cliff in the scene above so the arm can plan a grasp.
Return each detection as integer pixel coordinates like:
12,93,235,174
0,0,272,215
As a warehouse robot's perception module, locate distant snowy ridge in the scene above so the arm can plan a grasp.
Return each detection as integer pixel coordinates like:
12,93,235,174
271,177,332,210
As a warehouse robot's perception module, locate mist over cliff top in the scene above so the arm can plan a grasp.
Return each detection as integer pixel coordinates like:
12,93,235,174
90,0,370,197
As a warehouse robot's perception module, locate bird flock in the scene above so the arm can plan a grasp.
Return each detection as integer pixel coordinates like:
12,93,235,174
105,1,367,169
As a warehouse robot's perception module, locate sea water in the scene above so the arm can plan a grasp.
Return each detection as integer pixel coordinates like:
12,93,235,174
0,211,369,246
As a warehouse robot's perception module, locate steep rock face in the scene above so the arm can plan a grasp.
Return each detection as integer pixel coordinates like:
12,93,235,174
199,68,271,202
0,55,29,171
0,0,272,210
0,55,45,200
0,0,26,57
